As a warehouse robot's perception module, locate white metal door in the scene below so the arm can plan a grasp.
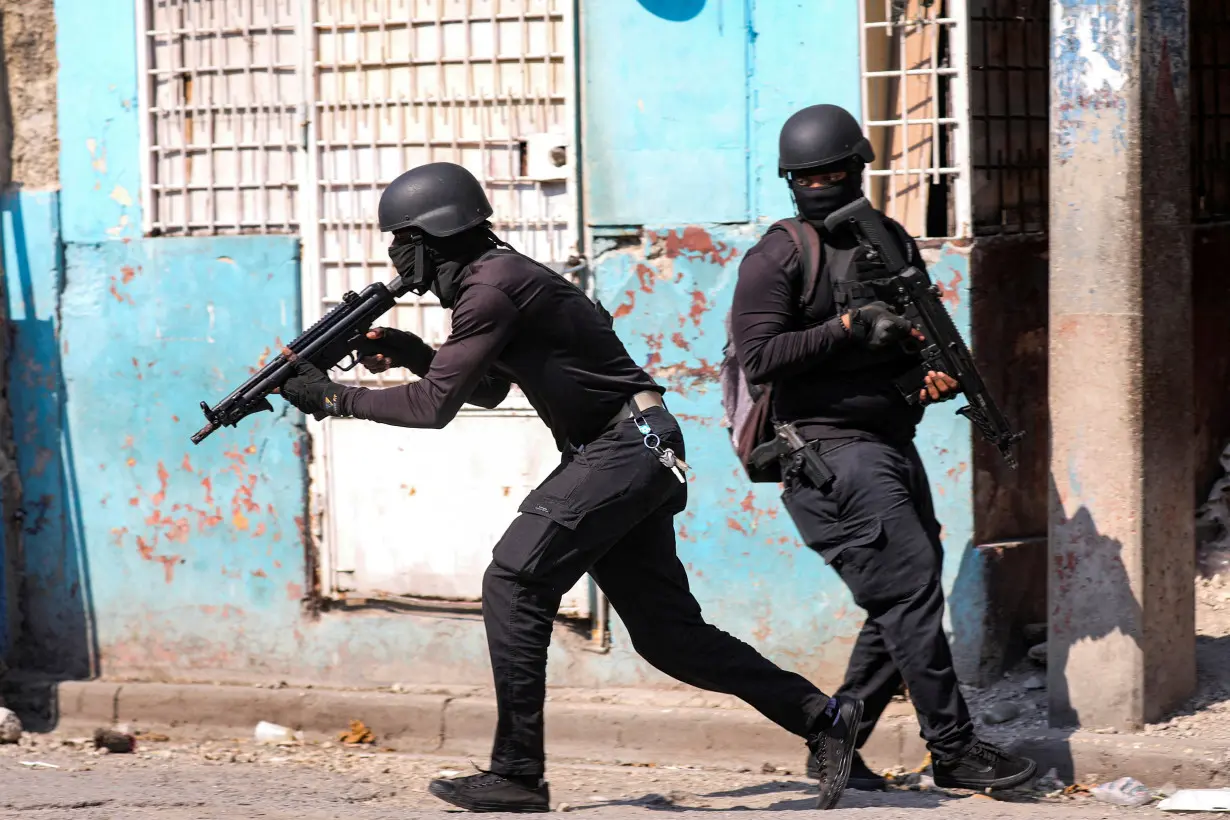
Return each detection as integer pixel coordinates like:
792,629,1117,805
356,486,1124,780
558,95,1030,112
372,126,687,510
300,0,587,612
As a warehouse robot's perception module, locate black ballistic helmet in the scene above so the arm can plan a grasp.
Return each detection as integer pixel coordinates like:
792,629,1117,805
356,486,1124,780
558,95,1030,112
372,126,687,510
778,104,875,176
378,162,494,237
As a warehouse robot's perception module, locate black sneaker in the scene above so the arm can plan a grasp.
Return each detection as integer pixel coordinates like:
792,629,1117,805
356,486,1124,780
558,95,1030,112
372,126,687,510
806,750,886,791
806,695,864,809
428,770,550,812
931,739,1037,791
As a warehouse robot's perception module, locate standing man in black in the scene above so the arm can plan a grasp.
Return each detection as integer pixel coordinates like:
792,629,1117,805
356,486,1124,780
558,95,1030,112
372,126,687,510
730,105,1037,792
276,161,864,812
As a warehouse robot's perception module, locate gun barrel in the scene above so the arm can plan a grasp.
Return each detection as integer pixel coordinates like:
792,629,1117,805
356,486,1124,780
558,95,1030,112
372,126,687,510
190,280,399,444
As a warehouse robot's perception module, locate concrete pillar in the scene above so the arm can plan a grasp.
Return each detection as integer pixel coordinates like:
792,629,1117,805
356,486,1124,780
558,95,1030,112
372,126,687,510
1048,1,1195,729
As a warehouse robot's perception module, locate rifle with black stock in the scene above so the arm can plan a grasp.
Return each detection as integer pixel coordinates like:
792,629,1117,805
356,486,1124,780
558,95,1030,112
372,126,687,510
823,197,1025,469
189,275,412,445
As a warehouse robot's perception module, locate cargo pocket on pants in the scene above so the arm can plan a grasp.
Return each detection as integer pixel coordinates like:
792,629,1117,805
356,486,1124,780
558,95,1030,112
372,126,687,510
782,484,885,566
491,490,589,580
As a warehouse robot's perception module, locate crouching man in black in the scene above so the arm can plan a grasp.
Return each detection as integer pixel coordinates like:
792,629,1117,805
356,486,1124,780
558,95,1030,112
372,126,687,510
276,161,865,812
730,105,1038,793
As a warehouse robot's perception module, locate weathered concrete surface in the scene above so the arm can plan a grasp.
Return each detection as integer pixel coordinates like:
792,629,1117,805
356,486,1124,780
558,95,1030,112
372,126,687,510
0,0,59,187
1048,0,1196,728
1,0,59,664
5,678,1227,789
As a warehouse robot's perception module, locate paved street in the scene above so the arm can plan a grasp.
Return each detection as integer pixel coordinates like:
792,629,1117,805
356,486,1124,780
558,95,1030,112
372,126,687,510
0,730,1171,820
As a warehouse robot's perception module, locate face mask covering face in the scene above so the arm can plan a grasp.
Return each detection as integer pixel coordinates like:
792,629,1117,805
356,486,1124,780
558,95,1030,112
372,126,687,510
790,165,864,223
388,234,434,296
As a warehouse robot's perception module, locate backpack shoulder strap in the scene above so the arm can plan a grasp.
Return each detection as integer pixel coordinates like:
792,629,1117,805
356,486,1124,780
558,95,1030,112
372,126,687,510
774,217,823,310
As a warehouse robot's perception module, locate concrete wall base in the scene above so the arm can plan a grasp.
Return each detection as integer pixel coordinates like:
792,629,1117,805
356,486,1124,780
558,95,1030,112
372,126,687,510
4,678,1224,788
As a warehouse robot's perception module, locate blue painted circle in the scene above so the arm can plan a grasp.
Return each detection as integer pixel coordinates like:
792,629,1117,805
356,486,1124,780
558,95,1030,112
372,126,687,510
636,0,706,23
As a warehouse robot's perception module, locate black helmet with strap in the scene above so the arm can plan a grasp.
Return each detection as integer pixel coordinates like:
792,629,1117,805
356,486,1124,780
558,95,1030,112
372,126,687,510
777,104,875,176
377,162,494,237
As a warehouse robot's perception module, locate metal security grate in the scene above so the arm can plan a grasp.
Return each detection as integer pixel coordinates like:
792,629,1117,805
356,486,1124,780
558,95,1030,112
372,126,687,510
859,0,972,240
1193,0,1230,223
304,0,576,392
138,0,304,236
967,0,1048,235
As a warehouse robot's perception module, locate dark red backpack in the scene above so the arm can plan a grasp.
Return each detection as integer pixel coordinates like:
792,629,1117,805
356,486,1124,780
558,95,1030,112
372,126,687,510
719,218,823,483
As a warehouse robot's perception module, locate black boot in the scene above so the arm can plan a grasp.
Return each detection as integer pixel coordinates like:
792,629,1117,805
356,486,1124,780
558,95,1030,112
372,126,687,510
805,695,864,809
931,739,1037,791
806,750,887,791
428,770,550,812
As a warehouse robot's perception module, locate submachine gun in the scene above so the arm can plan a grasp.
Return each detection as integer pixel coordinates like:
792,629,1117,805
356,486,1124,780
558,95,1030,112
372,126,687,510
189,275,410,445
823,197,1024,469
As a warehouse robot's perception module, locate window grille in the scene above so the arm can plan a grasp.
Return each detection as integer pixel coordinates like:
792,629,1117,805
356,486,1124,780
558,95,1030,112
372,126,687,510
859,0,972,240
968,0,1048,236
305,0,576,389
138,0,303,236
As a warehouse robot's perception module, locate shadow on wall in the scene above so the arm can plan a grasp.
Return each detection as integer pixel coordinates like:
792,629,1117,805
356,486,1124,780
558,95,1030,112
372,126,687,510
1049,495,1144,729
636,0,706,22
1003,487,1146,784
1,190,98,687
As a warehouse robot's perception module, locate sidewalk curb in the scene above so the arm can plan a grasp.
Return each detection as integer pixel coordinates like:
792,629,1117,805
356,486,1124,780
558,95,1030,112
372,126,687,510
8,679,1228,786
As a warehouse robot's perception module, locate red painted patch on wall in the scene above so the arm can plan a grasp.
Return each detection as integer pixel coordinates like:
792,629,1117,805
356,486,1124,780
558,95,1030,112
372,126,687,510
936,268,964,308
612,289,637,319
651,226,741,266
688,291,709,327
635,263,657,293
151,461,170,506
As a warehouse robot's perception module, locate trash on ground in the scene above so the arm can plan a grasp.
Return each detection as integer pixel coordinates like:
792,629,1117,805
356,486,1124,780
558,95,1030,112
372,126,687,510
1157,789,1230,812
94,727,136,753
981,701,1021,725
1091,776,1154,807
0,708,23,743
136,731,171,742
20,761,59,769
1023,674,1046,690
254,721,301,745
338,719,375,745
1034,767,1066,793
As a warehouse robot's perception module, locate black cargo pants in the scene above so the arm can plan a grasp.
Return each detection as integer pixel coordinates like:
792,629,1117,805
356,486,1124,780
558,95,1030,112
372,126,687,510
780,437,974,758
482,406,833,777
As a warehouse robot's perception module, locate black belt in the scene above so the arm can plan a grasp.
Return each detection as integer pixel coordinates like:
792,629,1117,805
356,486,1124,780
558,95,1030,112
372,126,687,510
604,391,666,432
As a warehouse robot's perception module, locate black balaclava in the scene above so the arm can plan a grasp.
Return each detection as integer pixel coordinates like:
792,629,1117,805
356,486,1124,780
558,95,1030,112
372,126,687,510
790,160,865,225
388,224,504,309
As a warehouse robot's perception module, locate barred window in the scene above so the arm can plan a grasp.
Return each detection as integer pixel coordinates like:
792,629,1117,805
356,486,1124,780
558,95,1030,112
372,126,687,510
138,0,303,235
859,0,970,239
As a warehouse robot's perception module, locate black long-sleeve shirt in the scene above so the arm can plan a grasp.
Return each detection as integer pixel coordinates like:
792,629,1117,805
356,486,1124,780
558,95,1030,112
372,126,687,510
730,221,926,443
338,249,662,450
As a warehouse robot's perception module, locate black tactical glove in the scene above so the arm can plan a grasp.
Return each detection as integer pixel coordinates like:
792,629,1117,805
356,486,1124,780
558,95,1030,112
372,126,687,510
356,327,434,374
279,356,349,420
847,301,914,351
